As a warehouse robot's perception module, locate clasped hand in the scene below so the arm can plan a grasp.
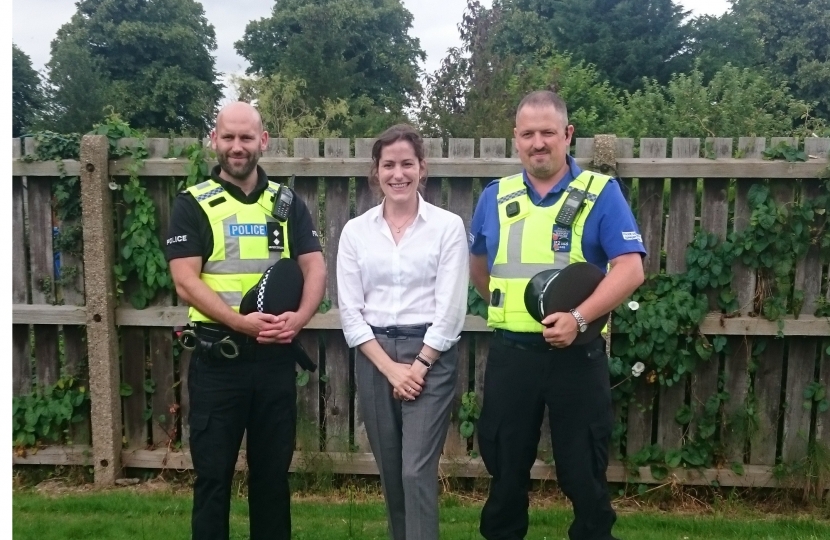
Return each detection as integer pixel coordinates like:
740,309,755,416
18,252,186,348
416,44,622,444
541,312,578,348
238,311,304,344
386,360,426,402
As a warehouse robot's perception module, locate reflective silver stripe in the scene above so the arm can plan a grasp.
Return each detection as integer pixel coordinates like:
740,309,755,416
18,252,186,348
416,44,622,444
203,258,275,274
490,218,570,279
194,180,213,190
216,291,243,306
202,214,280,274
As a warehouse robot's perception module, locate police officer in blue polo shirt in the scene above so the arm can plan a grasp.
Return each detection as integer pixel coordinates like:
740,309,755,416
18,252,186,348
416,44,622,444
470,90,646,540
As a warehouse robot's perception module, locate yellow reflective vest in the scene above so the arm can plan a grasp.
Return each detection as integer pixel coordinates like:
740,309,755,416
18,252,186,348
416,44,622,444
186,179,291,323
488,171,612,332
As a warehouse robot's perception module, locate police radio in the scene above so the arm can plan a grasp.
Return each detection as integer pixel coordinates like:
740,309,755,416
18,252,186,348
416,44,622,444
555,175,595,227
272,175,295,222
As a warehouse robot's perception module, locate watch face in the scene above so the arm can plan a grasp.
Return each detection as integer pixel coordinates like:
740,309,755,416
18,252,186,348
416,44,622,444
580,323,588,332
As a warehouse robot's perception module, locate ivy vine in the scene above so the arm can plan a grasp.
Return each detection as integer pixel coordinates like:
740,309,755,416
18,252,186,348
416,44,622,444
13,376,89,448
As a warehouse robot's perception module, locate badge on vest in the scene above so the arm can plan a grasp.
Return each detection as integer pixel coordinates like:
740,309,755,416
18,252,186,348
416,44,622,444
229,224,267,236
551,225,572,253
267,221,285,252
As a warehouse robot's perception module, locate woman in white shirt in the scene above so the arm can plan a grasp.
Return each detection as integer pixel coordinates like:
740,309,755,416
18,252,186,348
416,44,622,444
337,124,469,540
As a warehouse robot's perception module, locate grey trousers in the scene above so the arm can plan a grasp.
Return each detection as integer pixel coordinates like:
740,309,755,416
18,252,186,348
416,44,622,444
355,335,458,540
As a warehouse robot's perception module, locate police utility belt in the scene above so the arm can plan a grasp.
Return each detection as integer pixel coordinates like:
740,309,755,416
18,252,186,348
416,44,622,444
178,323,317,372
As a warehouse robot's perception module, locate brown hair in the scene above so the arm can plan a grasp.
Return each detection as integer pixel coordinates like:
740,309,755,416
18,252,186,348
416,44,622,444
515,90,569,127
368,124,428,198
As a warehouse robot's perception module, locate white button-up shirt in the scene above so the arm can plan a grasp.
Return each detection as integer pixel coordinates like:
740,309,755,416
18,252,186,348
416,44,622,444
336,194,469,352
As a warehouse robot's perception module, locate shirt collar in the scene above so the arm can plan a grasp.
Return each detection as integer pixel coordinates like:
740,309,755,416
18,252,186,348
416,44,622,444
372,193,429,225
521,155,582,205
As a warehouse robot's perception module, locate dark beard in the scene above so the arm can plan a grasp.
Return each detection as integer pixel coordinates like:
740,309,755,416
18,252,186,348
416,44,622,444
217,151,259,180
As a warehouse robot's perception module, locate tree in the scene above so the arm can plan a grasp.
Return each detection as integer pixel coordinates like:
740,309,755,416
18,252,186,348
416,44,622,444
419,1,618,139
612,63,817,139
491,0,693,91
47,0,222,135
236,0,425,134
731,0,830,119
687,12,764,80
12,44,44,137
42,41,113,134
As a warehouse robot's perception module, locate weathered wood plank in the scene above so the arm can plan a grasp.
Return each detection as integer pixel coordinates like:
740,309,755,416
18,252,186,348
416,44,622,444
101,307,830,335
324,138,351,159
444,335,470,457
178,349,192,447
657,139,699,450
13,168,31,397
323,331,350,452
626,383,656,456
479,138,506,158
121,329,148,448
423,138,444,206
266,138,289,157
636,139,667,276
781,177,825,462
354,138,376,218
293,138,319,159
11,448,784,488
615,138,635,202
723,337,751,464
575,138,593,160
296,331,321,452
724,139,766,465
27,175,59,389
750,339,785,465
472,333,489,455
18,156,829,181
691,138,732,441
322,172,351,452
146,175,176,446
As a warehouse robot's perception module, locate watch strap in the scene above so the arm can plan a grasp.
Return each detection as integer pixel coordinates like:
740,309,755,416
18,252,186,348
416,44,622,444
570,309,588,332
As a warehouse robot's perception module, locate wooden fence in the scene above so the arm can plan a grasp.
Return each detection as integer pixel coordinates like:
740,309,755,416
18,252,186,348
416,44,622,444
11,134,830,489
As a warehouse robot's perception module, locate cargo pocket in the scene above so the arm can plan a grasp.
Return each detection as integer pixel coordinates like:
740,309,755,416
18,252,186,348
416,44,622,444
189,412,210,434
487,277,507,324
476,413,500,477
589,421,612,478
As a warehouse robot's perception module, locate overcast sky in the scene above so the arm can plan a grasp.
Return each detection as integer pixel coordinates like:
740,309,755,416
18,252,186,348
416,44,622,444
12,0,731,94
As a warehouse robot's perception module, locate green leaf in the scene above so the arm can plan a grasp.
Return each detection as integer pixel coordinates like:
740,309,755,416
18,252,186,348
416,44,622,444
675,405,693,425
459,421,475,439
119,383,133,397
143,379,156,394
730,462,745,476
296,371,310,387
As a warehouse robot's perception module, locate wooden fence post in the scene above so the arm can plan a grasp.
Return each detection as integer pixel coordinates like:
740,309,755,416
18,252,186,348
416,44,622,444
80,134,123,485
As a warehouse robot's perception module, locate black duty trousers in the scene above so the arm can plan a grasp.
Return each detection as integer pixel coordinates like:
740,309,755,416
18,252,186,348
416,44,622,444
188,343,297,540
478,336,618,540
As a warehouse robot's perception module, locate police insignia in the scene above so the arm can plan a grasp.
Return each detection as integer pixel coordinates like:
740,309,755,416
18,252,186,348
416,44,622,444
551,224,572,252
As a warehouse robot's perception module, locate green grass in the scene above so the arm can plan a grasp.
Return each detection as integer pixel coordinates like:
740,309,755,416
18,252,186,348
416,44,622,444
12,489,830,540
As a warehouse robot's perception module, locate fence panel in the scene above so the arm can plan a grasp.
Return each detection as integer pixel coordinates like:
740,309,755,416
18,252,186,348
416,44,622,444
9,135,830,488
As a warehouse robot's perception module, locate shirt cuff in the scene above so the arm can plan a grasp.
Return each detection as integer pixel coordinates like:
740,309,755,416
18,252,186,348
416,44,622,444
423,329,461,352
344,324,376,349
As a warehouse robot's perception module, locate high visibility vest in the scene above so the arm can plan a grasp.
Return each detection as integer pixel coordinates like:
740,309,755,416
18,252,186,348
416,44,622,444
186,179,291,323
488,171,612,332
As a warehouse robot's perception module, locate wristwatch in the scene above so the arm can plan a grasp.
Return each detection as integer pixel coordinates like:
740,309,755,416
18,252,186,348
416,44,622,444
570,309,589,333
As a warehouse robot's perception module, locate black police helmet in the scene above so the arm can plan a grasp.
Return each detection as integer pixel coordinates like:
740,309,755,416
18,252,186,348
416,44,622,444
239,258,304,316
523,261,608,345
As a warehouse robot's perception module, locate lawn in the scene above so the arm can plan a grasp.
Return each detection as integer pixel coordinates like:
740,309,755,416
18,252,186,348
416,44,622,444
12,488,830,540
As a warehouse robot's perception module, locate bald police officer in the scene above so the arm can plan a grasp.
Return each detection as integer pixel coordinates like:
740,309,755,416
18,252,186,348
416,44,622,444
166,102,326,540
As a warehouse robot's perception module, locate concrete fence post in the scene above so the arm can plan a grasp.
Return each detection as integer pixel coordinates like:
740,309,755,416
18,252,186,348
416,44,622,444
80,135,123,485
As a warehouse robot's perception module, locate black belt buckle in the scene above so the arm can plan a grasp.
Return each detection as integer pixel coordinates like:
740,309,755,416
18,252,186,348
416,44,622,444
371,324,429,340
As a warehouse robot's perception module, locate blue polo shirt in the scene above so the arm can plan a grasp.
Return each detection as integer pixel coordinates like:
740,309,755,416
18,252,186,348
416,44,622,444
469,155,646,339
